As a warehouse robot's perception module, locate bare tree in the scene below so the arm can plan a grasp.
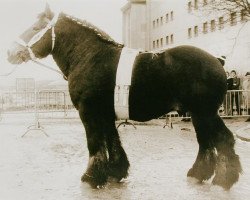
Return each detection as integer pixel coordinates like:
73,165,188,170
188,0,250,56
188,0,250,22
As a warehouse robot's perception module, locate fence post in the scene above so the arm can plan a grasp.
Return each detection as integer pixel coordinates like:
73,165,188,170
22,88,48,137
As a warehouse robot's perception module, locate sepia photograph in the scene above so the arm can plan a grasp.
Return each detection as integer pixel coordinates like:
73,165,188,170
0,0,250,199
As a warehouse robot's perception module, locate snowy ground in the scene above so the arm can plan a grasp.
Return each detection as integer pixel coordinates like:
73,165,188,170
0,113,250,200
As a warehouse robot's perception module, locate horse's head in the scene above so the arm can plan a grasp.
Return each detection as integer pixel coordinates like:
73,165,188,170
7,4,57,64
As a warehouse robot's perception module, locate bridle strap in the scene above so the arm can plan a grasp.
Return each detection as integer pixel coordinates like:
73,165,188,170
27,13,59,53
16,13,59,60
14,13,68,80
51,26,56,50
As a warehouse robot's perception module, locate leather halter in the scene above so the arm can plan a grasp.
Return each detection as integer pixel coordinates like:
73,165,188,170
16,13,59,59
15,13,67,80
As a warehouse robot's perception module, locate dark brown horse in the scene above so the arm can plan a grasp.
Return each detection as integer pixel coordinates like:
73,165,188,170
7,5,242,190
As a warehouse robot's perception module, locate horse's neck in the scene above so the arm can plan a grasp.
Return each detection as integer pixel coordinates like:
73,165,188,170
51,16,113,78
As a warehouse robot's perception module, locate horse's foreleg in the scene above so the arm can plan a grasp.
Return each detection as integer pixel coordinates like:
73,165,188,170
105,121,130,182
78,105,109,188
187,113,217,182
212,115,242,190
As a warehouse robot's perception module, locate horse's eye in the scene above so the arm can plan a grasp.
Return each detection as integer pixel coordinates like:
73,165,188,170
33,23,47,31
33,26,41,31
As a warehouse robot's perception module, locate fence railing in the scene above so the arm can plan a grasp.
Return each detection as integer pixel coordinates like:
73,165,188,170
219,90,250,117
1,90,249,120
0,90,78,119
165,90,250,120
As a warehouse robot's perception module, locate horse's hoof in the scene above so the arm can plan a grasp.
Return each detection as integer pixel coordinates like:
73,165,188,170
212,153,242,190
81,173,107,189
107,176,120,183
108,165,129,183
187,168,203,183
187,165,214,182
187,168,195,177
212,176,234,190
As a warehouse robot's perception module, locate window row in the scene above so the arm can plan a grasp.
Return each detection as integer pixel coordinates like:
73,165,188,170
187,10,248,38
152,11,174,28
188,0,209,12
152,34,174,49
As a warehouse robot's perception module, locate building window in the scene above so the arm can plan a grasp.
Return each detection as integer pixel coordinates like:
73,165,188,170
194,0,198,10
160,16,163,25
170,34,174,43
166,36,169,45
219,17,224,29
157,18,159,27
188,28,192,38
160,38,163,47
166,13,169,23
203,22,208,33
188,1,192,12
170,11,174,20
194,26,198,36
156,39,159,48
153,20,155,28
230,12,237,26
153,41,155,49
241,9,247,21
211,19,216,32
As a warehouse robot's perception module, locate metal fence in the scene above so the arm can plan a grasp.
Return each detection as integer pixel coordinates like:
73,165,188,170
37,90,77,119
165,90,250,127
219,90,250,117
0,90,78,119
0,92,36,112
0,89,249,121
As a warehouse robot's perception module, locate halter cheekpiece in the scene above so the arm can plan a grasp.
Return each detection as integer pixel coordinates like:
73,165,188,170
16,13,59,60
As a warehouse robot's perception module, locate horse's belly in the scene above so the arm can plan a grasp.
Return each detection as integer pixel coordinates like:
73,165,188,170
128,91,173,122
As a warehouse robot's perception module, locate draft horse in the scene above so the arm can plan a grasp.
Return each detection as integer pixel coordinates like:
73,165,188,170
7,5,242,190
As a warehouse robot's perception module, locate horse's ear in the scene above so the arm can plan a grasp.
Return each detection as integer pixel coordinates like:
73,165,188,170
44,3,54,20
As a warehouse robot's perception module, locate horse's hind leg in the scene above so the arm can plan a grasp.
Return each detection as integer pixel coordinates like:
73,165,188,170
187,113,217,182
78,104,109,188
188,113,242,189
212,115,242,190
105,121,130,182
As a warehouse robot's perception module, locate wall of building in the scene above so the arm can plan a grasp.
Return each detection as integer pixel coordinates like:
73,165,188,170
122,0,147,49
122,0,250,74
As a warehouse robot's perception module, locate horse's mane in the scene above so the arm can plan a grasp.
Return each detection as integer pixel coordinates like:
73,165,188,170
61,13,123,48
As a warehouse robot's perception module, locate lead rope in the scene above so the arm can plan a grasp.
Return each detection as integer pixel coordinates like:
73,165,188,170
0,61,67,81
31,60,68,80
0,65,19,77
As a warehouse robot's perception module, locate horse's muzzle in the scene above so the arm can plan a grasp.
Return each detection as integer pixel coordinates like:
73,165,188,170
7,42,30,64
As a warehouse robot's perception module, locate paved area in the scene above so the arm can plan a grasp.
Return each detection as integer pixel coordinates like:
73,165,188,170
0,113,250,200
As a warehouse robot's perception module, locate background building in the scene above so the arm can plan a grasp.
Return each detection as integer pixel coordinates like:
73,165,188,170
121,0,147,50
121,0,250,74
